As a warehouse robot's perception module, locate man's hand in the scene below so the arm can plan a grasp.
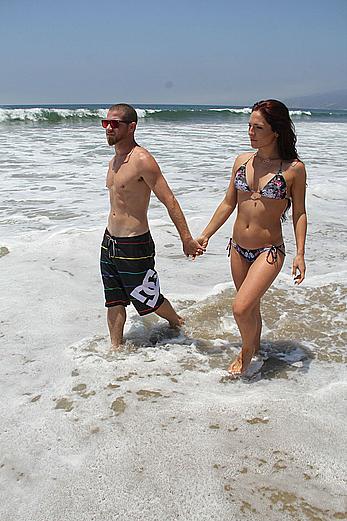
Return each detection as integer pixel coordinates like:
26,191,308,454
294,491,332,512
182,237,205,259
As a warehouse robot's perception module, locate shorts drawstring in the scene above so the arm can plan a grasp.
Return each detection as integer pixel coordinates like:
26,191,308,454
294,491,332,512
106,233,118,257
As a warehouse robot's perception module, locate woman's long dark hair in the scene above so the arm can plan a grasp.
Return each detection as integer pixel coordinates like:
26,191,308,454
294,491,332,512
252,99,299,160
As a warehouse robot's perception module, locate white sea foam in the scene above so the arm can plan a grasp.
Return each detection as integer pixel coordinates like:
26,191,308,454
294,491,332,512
1,115,346,288
0,107,107,122
0,216,346,520
209,107,252,114
208,108,312,116
289,110,312,116
135,108,147,118
0,106,315,123
310,180,347,200
1,105,347,521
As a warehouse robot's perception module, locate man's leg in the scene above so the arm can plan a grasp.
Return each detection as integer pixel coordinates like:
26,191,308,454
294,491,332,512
107,305,126,350
120,232,183,328
155,298,184,328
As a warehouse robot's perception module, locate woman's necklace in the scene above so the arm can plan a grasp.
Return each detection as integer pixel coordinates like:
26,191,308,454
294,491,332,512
255,153,280,165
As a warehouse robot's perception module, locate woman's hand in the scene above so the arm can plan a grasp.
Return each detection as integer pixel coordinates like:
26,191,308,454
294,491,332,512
182,237,205,258
292,254,306,284
195,234,210,251
189,235,209,260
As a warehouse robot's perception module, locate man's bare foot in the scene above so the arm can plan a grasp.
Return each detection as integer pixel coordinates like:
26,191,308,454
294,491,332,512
169,315,185,329
228,347,254,376
109,343,124,352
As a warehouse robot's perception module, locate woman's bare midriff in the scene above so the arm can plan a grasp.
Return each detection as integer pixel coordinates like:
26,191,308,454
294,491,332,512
232,198,287,248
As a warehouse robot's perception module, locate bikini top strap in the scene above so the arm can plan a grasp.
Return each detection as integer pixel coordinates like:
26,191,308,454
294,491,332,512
242,152,256,167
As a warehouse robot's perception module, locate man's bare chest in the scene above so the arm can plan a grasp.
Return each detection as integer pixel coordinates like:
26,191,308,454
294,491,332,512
107,162,140,187
107,171,149,205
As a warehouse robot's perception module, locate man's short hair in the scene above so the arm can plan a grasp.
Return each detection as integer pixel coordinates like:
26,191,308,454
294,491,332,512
109,103,138,124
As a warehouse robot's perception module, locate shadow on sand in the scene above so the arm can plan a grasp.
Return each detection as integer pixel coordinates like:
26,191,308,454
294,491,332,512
256,339,314,380
194,338,313,382
125,319,313,382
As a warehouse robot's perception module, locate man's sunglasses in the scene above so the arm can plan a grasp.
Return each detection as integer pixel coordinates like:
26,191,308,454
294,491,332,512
101,119,131,129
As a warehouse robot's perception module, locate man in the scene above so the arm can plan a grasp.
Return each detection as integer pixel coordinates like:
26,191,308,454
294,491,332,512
100,103,204,349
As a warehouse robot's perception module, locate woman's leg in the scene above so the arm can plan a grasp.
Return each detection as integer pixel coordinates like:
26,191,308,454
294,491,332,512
254,303,262,354
230,248,261,351
229,250,284,374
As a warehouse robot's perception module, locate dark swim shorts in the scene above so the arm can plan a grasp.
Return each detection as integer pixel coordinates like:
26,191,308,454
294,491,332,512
100,229,165,316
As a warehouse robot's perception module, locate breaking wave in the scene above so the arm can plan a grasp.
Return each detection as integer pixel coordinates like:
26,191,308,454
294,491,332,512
0,104,344,125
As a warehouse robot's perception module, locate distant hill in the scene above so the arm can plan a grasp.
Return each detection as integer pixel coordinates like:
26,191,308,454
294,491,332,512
285,89,347,110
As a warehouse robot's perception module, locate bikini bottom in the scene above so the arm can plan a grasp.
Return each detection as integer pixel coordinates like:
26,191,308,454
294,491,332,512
227,239,286,264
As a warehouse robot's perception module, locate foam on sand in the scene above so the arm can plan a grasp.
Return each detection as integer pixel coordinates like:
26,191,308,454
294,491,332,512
1,326,346,520
0,228,346,520
1,109,347,519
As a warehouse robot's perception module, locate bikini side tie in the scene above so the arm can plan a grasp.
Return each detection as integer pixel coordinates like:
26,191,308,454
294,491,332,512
266,244,285,264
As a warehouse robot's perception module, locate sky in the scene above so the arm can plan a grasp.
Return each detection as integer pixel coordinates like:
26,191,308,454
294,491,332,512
0,0,346,105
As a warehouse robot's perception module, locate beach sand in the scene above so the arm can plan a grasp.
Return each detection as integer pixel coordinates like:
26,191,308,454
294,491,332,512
1,229,346,521
1,106,346,520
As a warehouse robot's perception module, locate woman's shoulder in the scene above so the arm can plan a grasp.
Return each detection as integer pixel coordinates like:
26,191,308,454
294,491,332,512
284,158,306,173
236,151,254,162
289,159,306,174
234,151,254,168
285,159,307,188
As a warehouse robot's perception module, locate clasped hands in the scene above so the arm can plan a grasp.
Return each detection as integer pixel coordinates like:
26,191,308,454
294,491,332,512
183,234,209,259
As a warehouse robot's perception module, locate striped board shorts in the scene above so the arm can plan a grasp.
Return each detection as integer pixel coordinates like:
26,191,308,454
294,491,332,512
100,229,165,316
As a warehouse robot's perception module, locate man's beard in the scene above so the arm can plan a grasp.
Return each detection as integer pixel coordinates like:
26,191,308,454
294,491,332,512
107,134,116,146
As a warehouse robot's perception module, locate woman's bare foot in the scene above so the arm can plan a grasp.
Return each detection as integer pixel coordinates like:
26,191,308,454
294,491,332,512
228,347,254,376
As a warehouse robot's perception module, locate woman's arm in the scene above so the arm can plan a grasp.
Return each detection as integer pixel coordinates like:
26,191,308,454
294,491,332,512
196,158,240,249
291,162,307,284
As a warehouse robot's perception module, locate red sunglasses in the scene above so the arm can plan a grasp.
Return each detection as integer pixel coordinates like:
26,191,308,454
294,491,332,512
101,119,130,129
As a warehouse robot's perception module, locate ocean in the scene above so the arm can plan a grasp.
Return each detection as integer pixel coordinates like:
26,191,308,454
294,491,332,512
0,104,346,520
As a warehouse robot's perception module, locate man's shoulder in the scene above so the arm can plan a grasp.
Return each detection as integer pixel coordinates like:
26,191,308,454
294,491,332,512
134,146,160,172
134,145,153,160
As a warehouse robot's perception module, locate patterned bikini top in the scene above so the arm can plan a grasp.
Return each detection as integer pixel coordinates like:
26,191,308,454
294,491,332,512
234,154,287,200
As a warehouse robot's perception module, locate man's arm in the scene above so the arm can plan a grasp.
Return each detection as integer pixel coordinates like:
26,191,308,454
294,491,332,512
139,151,204,257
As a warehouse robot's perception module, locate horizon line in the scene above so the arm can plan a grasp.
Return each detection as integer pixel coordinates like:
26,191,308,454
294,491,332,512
1,102,346,111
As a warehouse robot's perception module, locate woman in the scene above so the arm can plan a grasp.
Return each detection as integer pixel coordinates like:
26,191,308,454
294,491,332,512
197,99,307,376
